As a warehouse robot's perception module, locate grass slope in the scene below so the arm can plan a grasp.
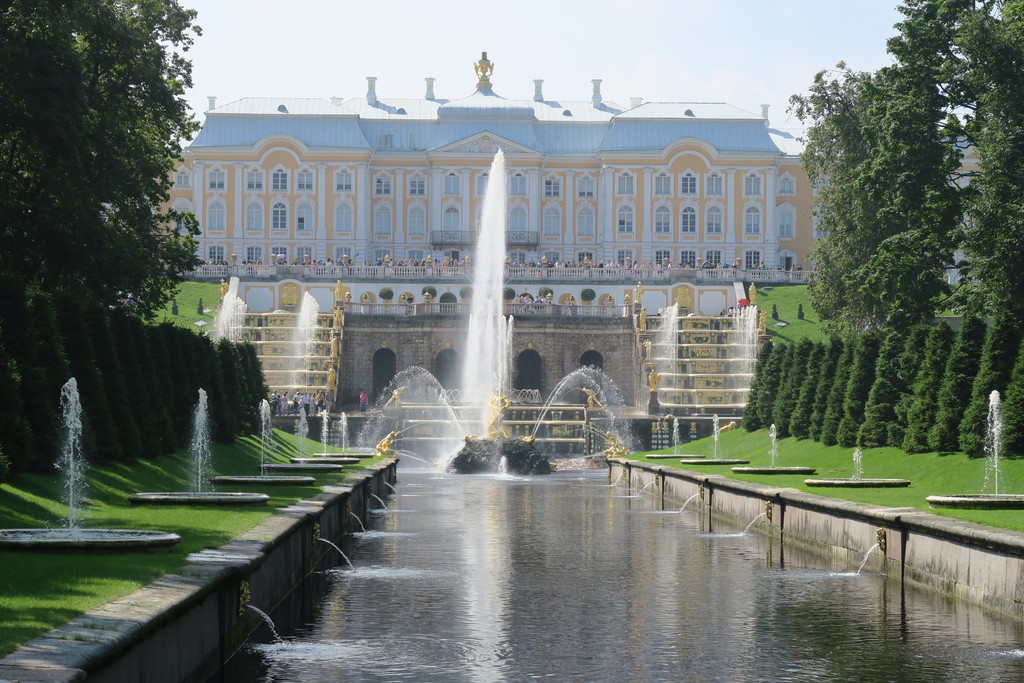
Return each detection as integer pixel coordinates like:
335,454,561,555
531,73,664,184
154,281,221,330
637,428,1024,532
0,431,380,656
753,284,824,343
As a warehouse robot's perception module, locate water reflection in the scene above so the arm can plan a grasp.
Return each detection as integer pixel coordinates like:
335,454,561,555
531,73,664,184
229,470,1024,682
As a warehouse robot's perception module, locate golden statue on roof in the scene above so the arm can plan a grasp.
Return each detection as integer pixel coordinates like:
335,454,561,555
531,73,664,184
474,51,494,89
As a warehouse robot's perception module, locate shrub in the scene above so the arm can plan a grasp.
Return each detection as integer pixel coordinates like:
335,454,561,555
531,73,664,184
378,287,394,301
459,286,473,299
580,288,596,302
771,303,779,320
809,338,845,441
422,285,437,298
503,287,516,300
820,341,855,446
797,303,804,320
539,286,554,298
743,340,775,431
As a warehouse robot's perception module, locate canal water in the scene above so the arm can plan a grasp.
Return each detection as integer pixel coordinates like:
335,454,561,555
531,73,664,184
228,469,1024,681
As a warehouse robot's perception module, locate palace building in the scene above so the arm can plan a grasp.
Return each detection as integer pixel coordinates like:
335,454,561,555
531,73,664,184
172,53,814,275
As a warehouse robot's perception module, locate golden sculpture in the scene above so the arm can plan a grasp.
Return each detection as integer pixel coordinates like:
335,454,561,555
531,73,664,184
624,291,632,306
634,281,644,304
604,432,629,459
643,339,651,360
375,431,400,458
639,307,647,331
335,280,344,302
424,291,434,303
748,284,757,304
582,388,605,410
344,291,352,302
220,279,228,299
758,308,767,334
333,307,343,329
648,368,662,392
474,51,495,88
327,365,337,390
568,294,576,305
330,334,340,357
383,386,407,409
484,393,510,440
361,292,370,304
607,294,615,306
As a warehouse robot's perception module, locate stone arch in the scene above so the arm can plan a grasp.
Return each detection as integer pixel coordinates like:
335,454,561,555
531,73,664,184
580,350,603,369
438,291,457,313
434,348,459,390
514,349,542,392
371,348,397,401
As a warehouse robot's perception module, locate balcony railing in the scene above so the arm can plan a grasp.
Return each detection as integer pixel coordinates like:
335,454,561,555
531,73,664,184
342,302,632,318
428,230,540,247
188,263,812,285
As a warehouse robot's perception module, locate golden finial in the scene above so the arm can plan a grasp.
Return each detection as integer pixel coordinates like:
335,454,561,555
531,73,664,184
474,51,494,89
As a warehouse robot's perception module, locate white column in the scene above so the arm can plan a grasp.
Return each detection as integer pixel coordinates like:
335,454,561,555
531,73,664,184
429,167,442,235
600,166,614,262
461,167,471,232
528,168,542,234
316,163,327,251
233,163,244,237
565,170,575,249
357,162,370,261
725,168,736,264
765,167,777,265
395,169,405,248
641,167,653,260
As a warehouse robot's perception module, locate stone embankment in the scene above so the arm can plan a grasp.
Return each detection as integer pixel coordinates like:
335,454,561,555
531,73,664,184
0,459,396,683
610,458,1024,620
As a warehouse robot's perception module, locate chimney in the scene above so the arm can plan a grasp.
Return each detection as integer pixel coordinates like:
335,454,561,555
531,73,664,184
534,79,544,102
425,77,436,101
330,97,344,106
630,97,642,109
207,96,217,110
591,79,603,107
760,103,770,120
366,76,378,105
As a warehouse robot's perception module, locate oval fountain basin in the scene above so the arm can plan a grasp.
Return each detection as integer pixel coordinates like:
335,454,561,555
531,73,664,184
731,466,817,475
926,494,1024,509
262,463,346,473
805,478,910,488
648,454,704,460
210,475,316,486
289,457,361,465
128,492,270,506
0,528,181,552
312,452,376,459
680,459,749,465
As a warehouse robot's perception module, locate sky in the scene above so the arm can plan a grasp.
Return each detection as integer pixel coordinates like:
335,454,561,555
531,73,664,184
181,0,905,130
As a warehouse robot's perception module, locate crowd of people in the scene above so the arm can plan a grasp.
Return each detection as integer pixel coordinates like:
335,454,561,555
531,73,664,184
203,256,807,271
269,390,333,415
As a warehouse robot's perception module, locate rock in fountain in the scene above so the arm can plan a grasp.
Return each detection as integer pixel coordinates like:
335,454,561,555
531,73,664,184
130,389,270,505
0,379,182,551
448,434,552,475
927,390,1024,509
805,447,911,488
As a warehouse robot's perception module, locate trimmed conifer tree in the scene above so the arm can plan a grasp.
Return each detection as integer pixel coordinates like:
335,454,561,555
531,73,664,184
789,342,825,439
858,330,905,448
1000,336,1024,458
24,286,72,471
903,322,955,453
894,325,932,436
837,331,882,447
820,340,855,447
929,316,987,452
755,342,787,430
809,337,845,442
773,340,813,438
144,324,180,454
0,322,34,473
83,302,142,460
743,340,775,431
959,313,1022,456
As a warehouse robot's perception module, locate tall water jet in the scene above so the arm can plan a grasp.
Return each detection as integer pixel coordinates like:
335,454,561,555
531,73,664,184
191,389,212,493
852,448,863,481
768,423,778,468
985,390,1002,495
296,407,309,457
291,291,320,390
712,414,720,461
259,399,274,469
461,149,510,433
320,409,330,455
59,378,86,530
213,280,248,342
335,414,349,451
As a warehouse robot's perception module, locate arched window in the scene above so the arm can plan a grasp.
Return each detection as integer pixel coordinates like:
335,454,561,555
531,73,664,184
744,174,762,196
207,202,225,231
680,206,697,233
271,169,288,192
654,206,671,234
706,173,723,196
654,173,672,195
334,204,353,233
271,202,288,231
408,206,426,236
577,207,595,236
617,205,634,234
778,175,795,194
543,207,560,236
374,204,392,235
442,206,460,230
744,207,761,235
245,202,263,232
777,210,795,239
680,172,697,195
706,206,723,234
509,206,527,231
375,175,392,196
296,203,313,232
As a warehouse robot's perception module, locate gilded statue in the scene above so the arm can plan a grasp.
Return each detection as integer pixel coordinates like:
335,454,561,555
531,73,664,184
361,292,370,304
330,334,340,357
474,51,495,88
344,291,351,302
624,291,632,306
643,339,651,361
604,432,629,459
332,307,343,329
639,307,647,331
375,431,400,458
485,393,510,439
220,279,228,298
327,365,337,390
634,281,644,304
648,368,662,392
748,284,757,304
383,386,407,409
582,388,605,410
335,280,344,302
758,308,767,334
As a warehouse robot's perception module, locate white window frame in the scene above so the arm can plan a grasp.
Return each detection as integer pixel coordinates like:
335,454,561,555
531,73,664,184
655,249,673,264
296,203,313,232
246,170,263,191
334,204,353,234
335,170,353,192
442,206,460,231
744,250,762,270
207,201,226,232
443,173,460,195
706,173,723,196
705,249,722,266
408,175,425,196
654,173,672,196
510,174,527,196
375,175,392,196
408,205,426,236
680,206,697,234
577,176,595,198
475,174,488,195
617,205,634,234
679,249,697,268
374,204,392,235
743,173,762,197
208,169,226,191
777,209,795,239
297,170,314,192
272,169,288,192
543,207,560,236
680,172,697,196
577,207,595,237
245,202,263,232
208,245,225,261
509,206,528,231
654,206,671,235
271,202,288,231
175,170,191,189
245,246,263,263
616,249,634,265
705,206,723,234
616,172,635,195
544,177,561,198
744,206,762,235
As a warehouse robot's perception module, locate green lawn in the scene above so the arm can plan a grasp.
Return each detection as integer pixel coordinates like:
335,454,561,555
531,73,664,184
0,431,381,656
154,281,221,331
637,428,1024,532
752,284,824,343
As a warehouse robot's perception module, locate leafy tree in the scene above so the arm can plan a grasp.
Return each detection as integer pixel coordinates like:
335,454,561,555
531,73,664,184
837,331,882,447
789,342,825,439
858,330,906,448
960,313,1022,456
929,316,987,452
903,322,955,453
0,0,202,315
